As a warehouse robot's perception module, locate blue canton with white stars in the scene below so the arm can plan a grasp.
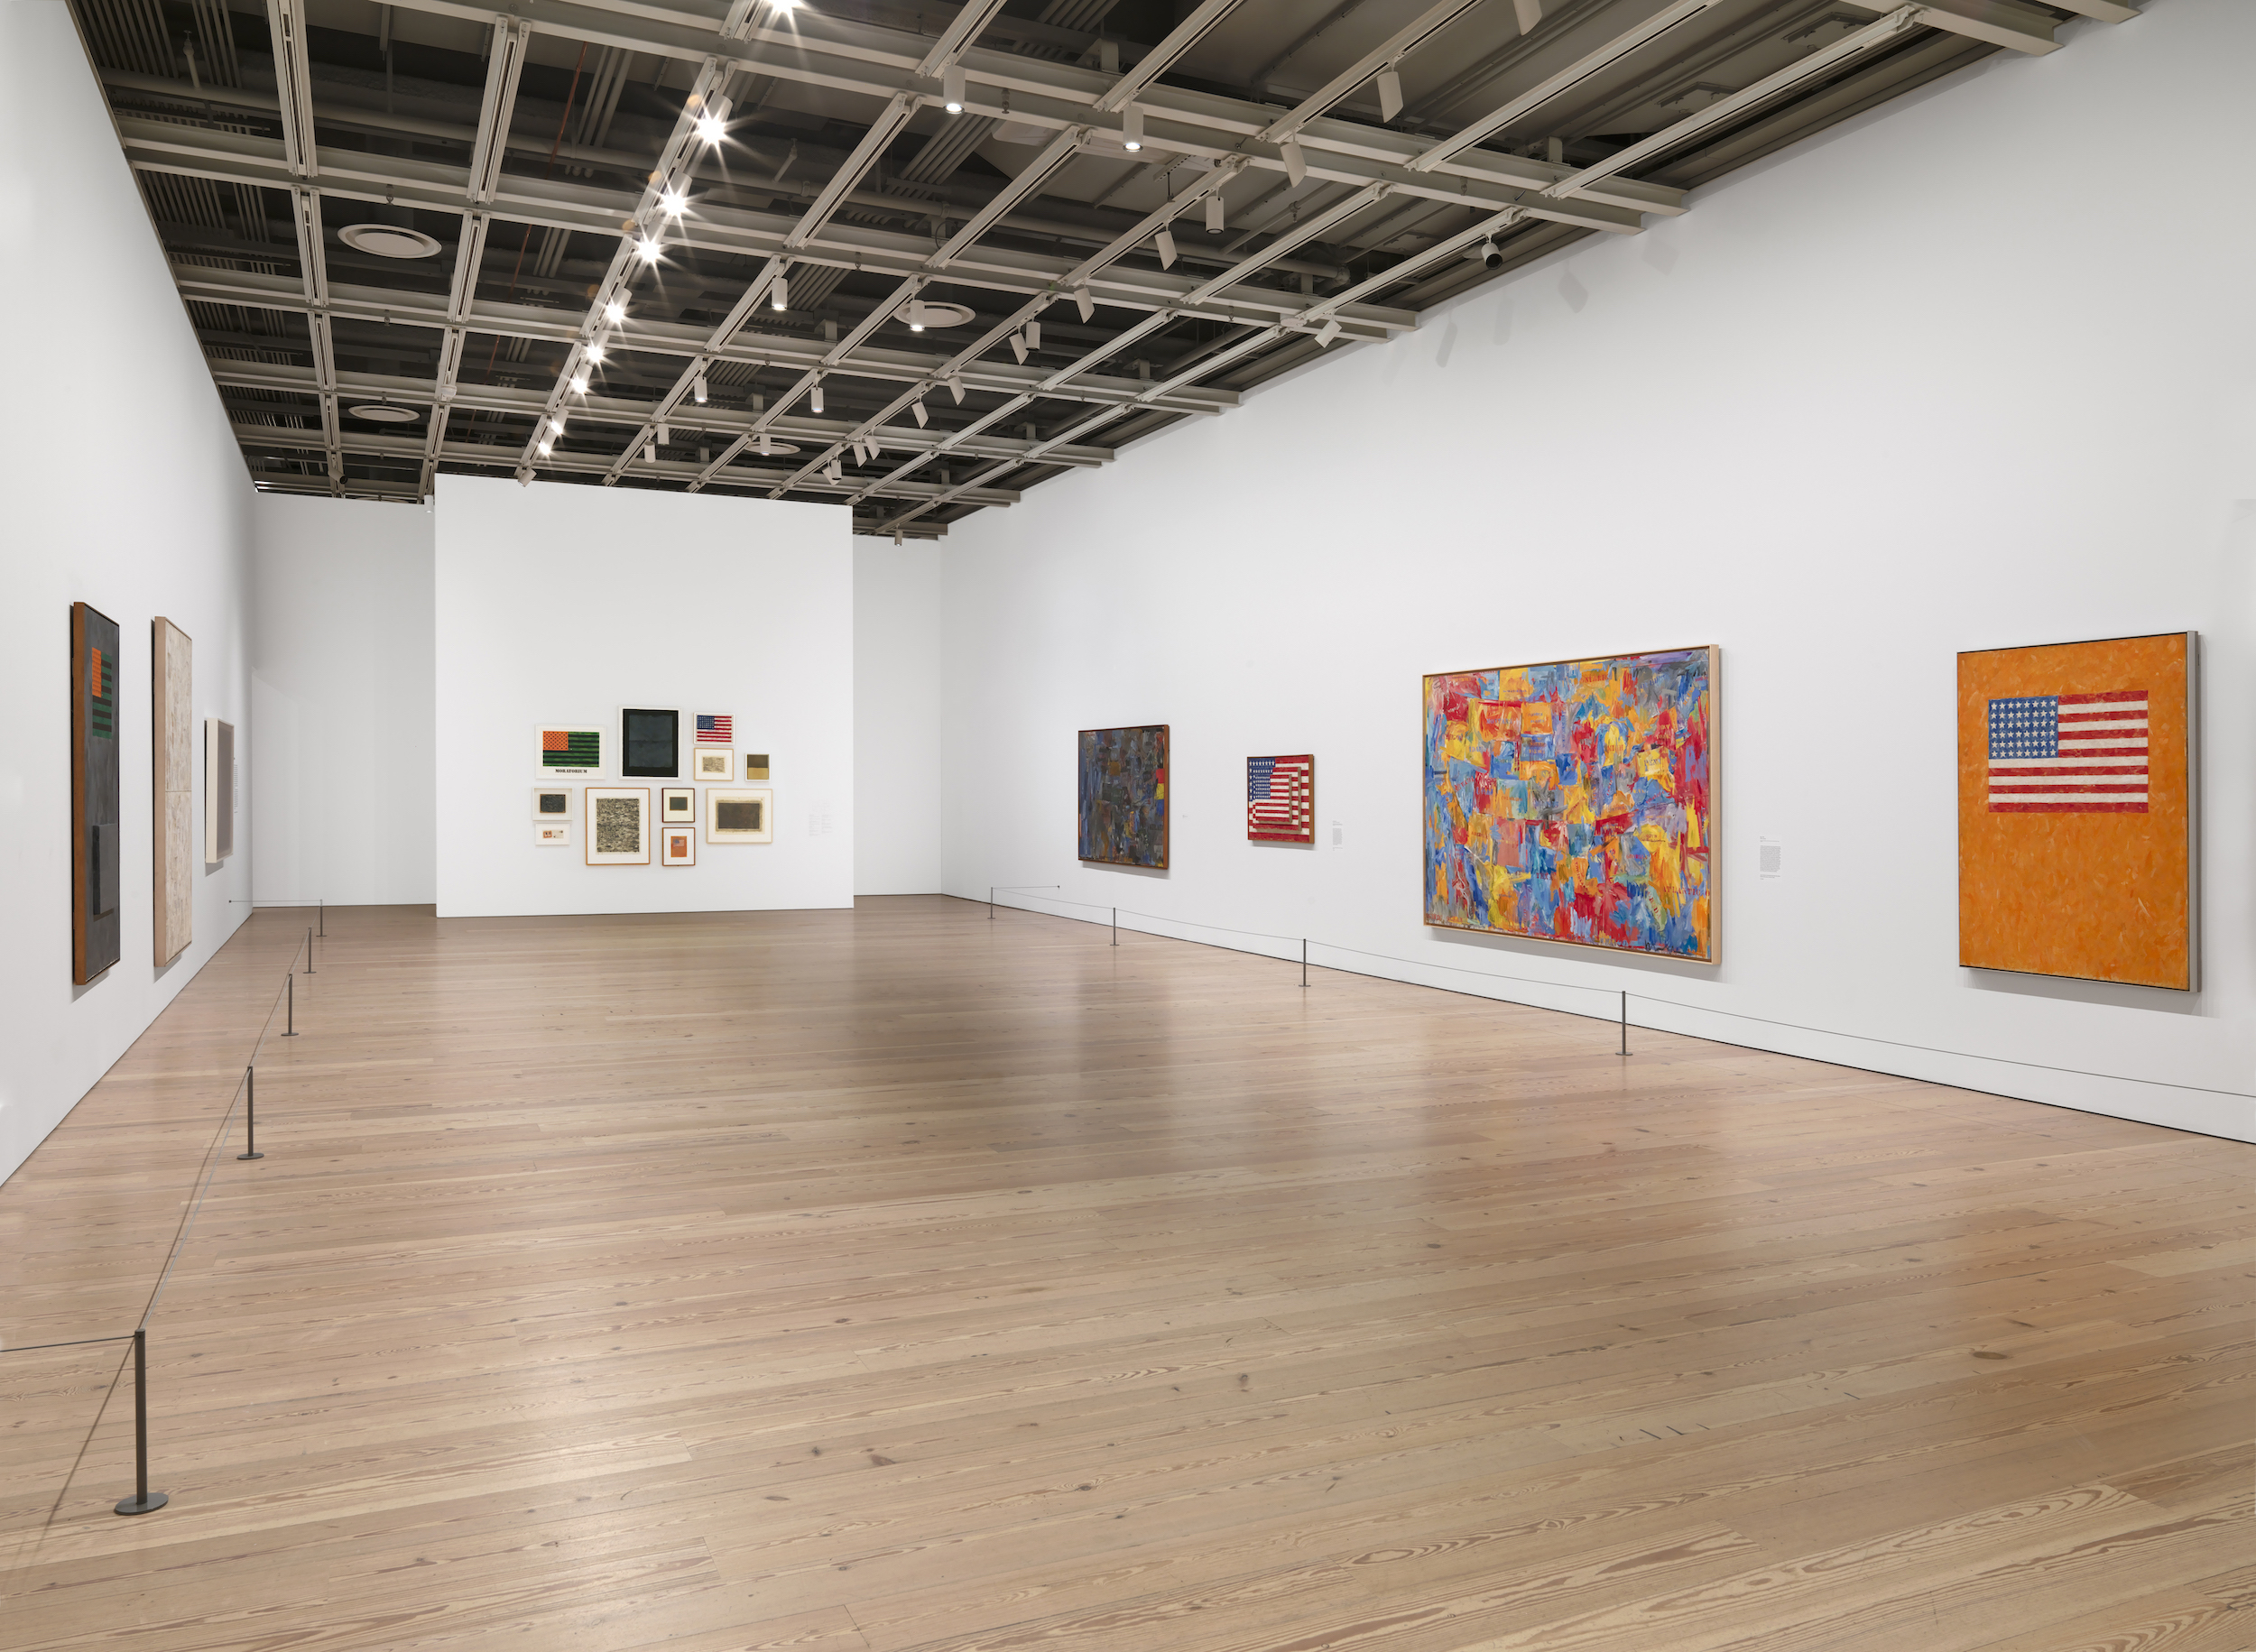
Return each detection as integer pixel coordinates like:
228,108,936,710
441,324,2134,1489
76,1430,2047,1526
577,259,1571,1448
1988,696,2058,760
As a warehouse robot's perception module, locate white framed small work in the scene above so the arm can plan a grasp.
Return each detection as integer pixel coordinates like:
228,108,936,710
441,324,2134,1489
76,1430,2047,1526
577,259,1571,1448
706,787,773,844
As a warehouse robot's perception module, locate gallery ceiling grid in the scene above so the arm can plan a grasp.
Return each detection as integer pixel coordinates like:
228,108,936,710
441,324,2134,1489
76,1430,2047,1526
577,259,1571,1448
77,0,2127,535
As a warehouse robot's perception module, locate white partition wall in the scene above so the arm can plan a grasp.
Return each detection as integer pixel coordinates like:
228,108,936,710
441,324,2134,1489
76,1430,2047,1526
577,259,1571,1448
253,494,438,908
0,1,256,1186
854,540,945,894
433,475,854,918
933,0,2255,1141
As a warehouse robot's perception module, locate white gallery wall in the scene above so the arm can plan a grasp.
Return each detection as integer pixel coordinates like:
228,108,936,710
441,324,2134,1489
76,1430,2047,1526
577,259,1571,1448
0,1,256,1186
854,541,945,894
253,494,438,907
936,0,2256,1141
433,475,855,917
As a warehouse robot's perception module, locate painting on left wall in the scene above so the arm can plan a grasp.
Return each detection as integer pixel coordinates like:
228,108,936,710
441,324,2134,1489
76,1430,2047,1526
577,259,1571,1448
71,602,123,983
153,616,194,965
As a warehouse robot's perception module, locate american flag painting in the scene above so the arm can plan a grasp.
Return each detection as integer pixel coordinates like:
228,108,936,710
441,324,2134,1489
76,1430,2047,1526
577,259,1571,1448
1247,754,1315,843
695,714,734,743
1986,690,2148,813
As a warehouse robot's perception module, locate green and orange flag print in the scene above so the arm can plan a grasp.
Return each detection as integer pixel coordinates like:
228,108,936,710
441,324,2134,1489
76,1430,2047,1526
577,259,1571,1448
541,726,600,771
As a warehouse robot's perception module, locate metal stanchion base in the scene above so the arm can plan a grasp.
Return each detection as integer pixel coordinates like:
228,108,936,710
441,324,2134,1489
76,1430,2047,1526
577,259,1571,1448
236,1150,264,1161
115,1490,168,1516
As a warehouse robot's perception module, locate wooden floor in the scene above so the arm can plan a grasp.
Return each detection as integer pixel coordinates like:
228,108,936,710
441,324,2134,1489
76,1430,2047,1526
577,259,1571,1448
1,898,2250,1652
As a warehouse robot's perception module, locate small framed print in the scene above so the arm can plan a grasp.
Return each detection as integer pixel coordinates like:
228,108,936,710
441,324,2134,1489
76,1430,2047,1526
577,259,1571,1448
692,712,735,748
661,787,696,822
621,707,680,778
692,748,734,782
535,822,571,846
539,724,603,776
586,787,652,864
533,787,573,820
706,787,773,844
661,826,698,866
744,752,771,781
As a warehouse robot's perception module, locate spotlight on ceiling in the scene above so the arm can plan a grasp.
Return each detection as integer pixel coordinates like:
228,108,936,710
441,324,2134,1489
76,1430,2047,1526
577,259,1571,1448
1315,318,1342,347
942,65,965,115
635,235,663,264
550,415,568,435
901,300,973,332
338,224,441,259
659,187,688,218
771,276,789,311
605,299,626,324
570,374,589,394
1121,106,1143,152
694,96,731,145
810,385,824,414
693,374,709,405
586,343,606,365
1476,236,1502,269
538,441,553,457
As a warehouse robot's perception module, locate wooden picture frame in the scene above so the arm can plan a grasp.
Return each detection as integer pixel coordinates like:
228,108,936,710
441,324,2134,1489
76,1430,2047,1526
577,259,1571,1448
621,707,680,778
152,616,194,964
1957,631,2196,990
71,602,123,983
706,787,773,844
537,724,603,776
203,717,236,863
661,825,698,866
660,787,696,822
691,748,734,782
585,787,652,864
1424,647,1716,963
1077,724,1169,869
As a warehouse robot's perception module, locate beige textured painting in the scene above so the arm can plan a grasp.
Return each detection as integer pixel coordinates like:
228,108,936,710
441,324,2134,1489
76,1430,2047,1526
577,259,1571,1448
153,617,194,965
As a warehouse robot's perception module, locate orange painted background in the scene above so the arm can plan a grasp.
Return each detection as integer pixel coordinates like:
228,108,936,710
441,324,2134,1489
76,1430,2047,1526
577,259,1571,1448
1957,632,2190,988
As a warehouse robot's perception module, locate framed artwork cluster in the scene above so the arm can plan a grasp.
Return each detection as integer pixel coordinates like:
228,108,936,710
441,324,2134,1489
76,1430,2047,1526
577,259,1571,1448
531,708,775,868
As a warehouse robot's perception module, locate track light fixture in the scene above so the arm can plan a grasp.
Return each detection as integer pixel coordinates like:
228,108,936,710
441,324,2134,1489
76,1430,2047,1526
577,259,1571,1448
771,276,788,311
657,421,670,444
550,415,567,435
1024,322,1040,350
538,440,553,457
1375,67,1403,123
1281,135,1307,187
634,235,662,264
604,299,626,324
1479,235,1502,268
810,385,824,413
659,186,688,218
694,96,731,145
645,441,657,463
1010,334,1027,364
942,65,965,114
758,434,772,457
693,374,708,405
1121,105,1143,152
912,400,928,427
1074,285,1094,322
570,374,589,394
1206,195,1225,233
586,344,606,365
1316,318,1342,347
1154,227,1178,270
946,374,964,402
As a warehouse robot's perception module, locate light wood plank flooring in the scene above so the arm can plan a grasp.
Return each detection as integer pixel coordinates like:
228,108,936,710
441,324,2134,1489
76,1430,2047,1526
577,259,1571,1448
1,897,2249,1652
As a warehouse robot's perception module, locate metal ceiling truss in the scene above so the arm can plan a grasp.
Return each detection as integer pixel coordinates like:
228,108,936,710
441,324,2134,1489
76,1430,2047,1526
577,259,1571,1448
78,0,2132,531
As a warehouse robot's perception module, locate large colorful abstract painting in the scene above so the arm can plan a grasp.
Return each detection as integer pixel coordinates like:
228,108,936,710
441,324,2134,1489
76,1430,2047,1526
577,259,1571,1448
1079,724,1169,869
1958,632,2194,989
1424,648,1715,960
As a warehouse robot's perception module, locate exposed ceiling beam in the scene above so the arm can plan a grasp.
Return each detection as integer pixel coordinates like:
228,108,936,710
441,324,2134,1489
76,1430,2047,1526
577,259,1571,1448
117,122,1419,334
171,265,1246,414
427,21,525,494
1900,0,2062,53
365,0,1685,223
1258,0,1486,142
1096,0,1249,110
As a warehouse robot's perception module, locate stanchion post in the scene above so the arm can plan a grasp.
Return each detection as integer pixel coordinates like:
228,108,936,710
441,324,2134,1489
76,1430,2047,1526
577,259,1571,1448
281,972,296,1036
238,1066,264,1161
1620,991,1629,1057
1111,908,1117,946
988,886,994,920
318,899,324,937
1301,939,1308,989
304,928,314,974
113,1328,168,1516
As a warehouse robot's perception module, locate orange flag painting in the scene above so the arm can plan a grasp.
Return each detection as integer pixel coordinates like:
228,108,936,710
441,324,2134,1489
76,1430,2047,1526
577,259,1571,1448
1957,632,2196,989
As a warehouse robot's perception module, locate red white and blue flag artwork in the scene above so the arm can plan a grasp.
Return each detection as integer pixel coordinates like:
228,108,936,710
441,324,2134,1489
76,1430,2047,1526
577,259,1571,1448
1986,690,2148,813
1247,753,1315,843
695,713,734,743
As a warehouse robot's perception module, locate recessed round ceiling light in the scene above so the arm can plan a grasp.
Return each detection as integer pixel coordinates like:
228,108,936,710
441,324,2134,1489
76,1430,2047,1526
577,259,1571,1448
901,300,975,331
339,224,442,259
753,440,801,456
347,403,421,423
